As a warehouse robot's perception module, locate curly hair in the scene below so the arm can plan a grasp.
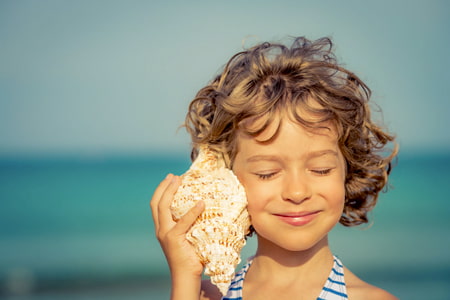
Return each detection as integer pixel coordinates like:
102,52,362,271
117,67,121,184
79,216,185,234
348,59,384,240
184,36,398,227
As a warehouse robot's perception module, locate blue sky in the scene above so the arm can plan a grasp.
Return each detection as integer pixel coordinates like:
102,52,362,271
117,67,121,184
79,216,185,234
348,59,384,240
1,0,449,157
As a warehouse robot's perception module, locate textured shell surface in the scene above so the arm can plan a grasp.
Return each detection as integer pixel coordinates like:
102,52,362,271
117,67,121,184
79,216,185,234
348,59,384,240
170,145,251,295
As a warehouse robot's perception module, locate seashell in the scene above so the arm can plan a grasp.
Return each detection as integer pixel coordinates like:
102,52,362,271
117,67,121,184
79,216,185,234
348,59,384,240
170,145,251,295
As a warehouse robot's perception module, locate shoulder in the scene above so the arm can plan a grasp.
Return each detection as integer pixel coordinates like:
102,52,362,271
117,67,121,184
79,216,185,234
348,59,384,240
200,280,223,300
348,284,398,300
344,267,398,300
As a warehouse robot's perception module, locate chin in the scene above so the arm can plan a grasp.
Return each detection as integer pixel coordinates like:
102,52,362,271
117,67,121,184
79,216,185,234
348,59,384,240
256,232,327,253
282,239,325,252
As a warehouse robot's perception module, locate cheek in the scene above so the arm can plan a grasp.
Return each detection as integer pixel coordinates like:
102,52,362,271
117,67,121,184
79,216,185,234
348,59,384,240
237,179,269,215
242,182,262,209
316,178,345,212
245,190,267,232
330,185,346,212
332,181,345,199
246,193,262,214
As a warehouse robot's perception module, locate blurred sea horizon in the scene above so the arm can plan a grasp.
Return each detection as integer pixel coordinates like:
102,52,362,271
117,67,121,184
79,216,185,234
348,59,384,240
0,151,449,300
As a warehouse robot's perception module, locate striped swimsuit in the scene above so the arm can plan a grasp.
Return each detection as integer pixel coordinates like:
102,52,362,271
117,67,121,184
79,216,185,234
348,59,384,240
222,256,348,300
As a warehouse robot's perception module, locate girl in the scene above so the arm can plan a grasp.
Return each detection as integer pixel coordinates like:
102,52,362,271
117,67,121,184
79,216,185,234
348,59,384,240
151,37,398,300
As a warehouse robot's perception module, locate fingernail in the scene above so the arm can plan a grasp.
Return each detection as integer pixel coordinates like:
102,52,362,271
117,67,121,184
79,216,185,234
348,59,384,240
165,173,173,180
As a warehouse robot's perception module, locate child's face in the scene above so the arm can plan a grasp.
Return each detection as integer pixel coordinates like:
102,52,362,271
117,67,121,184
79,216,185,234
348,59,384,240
233,115,346,252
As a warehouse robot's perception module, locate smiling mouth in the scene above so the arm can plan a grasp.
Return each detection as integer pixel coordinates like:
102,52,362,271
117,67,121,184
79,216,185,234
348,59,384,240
273,211,320,226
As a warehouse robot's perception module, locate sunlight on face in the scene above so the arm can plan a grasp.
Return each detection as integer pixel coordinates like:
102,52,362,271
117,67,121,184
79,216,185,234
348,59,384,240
233,114,346,252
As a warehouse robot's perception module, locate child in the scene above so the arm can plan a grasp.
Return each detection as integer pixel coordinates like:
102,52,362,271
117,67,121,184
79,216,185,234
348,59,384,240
151,36,398,300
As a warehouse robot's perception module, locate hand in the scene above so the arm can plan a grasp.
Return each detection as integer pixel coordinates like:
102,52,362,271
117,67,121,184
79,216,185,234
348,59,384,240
150,173,205,279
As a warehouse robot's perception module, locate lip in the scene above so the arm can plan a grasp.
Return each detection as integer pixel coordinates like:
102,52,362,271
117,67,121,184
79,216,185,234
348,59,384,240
273,211,320,226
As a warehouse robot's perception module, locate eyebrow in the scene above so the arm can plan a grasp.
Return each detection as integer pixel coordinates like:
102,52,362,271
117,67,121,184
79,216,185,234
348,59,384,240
246,155,280,163
306,149,339,159
246,150,338,163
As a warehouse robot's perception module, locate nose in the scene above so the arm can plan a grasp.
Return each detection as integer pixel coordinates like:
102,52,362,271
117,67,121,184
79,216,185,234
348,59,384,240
281,171,311,204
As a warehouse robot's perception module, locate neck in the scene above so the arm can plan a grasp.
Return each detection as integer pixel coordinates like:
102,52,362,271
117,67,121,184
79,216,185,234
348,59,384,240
249,235,334,282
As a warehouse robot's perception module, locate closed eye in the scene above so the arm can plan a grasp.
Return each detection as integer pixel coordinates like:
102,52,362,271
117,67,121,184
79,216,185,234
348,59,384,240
311,169,332,175
255,172,277,180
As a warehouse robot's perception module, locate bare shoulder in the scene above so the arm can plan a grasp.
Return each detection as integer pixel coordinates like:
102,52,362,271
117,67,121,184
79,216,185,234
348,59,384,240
344,267,398,300
200,280,223,300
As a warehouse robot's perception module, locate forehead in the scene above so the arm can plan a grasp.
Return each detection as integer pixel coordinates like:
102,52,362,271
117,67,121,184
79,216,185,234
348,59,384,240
238,93,336,134
238,106,337,144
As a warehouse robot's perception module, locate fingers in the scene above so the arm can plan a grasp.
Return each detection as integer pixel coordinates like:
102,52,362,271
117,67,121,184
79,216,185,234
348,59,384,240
150,173,205,241
150,173,175,231
157,175,182,232
171,200,205,235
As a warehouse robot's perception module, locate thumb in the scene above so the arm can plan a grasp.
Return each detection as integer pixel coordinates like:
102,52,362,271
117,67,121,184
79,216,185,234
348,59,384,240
171,201,205,235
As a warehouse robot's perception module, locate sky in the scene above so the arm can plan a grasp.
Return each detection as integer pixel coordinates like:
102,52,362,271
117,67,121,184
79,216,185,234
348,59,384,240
1,0,449,158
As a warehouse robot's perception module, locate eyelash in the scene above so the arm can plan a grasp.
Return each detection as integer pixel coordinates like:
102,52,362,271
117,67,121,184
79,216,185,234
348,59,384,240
312,169,332,175
256,173,276,180
255,168,333,179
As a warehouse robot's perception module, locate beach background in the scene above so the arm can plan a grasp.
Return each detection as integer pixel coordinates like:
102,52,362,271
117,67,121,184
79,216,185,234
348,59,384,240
1,1,449,299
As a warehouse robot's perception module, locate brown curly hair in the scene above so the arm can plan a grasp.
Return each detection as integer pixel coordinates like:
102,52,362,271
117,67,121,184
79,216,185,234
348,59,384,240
184,36,398,227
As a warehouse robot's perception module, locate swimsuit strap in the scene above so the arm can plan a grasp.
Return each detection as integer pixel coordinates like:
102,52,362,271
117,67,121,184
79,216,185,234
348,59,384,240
222,257,252,300
317,256,348,300
222,255,348,300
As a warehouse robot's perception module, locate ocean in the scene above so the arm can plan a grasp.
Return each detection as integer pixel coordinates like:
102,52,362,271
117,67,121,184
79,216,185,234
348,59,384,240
0,152,449,300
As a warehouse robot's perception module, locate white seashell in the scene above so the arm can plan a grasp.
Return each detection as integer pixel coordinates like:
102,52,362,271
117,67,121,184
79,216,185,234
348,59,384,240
170,145,251,295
